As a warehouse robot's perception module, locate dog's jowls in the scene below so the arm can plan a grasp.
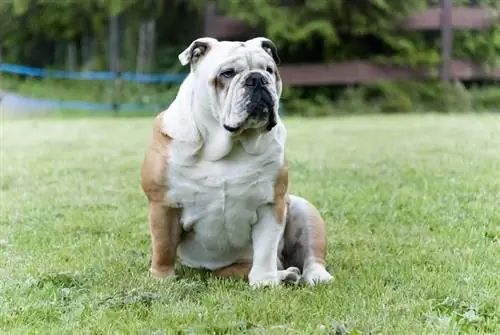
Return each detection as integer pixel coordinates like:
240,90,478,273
140,37,333,287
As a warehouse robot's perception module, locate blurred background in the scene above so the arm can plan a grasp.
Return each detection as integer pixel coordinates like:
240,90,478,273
0,0,499,117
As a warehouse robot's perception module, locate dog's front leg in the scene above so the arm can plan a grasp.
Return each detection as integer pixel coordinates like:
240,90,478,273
248,205,286,287
148,201,181,278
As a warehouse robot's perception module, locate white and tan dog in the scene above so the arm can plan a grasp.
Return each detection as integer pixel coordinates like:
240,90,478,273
140,37,334,287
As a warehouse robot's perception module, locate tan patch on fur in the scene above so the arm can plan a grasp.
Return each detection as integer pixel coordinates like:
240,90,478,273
273,161,289,224
214,263,251,280
210,77,225,91
140,112,181,277
141,112,170,203
306,205,328,266
275,69,282,92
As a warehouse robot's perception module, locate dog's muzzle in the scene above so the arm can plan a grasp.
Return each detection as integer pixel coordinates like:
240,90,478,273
245,73,276,130
223,72,277,133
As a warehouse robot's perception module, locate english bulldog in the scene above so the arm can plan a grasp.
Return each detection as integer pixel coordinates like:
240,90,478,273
140,37,334,287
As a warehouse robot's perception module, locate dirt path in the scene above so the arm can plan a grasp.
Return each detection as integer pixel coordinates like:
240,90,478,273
1,91,53,117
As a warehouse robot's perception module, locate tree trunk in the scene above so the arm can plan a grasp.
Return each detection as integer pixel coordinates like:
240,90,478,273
66,41,77,71
108,15,121,72
108,14,123,114
204,1,216,36
0,43,2,82
137,22,146,73
81,35,95,70
136,20,156,73
54,43,63,66
145,20,156,72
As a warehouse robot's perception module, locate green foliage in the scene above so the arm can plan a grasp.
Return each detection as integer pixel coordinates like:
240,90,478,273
3,72,497,116
282,82,500,116
1,0,499,116
1,0,498,70
455,0,499,7
220,0,500,69
372,80,474,113
468,86,500,110
0,0,204,69
219,0,500,115
218,0,500,114
220,0,427,62
454,27,500,68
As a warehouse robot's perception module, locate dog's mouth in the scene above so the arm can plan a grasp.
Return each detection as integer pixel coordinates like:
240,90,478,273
223,124,243,133
223,90,276,134
223,107,276,134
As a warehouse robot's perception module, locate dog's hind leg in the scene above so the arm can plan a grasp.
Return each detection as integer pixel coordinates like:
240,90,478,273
280,195,334,285
214,263,251,280
214,262,301,284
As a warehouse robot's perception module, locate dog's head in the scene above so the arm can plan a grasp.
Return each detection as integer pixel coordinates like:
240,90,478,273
178,37,282,134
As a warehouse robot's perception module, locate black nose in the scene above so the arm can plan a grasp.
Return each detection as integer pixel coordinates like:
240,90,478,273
245,73,268,87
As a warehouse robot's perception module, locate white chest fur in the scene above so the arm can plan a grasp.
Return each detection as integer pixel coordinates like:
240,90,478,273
167,137,283,269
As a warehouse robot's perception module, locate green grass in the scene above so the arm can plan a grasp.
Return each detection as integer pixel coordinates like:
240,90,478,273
1,113,499,334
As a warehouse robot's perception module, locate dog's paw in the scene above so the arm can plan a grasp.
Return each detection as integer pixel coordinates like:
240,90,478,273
149,266,176,279
248,269,280,288
279,266,302,285
302,265,334,286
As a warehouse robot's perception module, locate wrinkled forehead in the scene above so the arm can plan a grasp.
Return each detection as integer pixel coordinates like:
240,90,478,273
206,41,274,69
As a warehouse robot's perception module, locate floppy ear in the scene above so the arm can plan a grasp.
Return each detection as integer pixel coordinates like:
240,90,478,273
178,37,219,66
245,37,280,65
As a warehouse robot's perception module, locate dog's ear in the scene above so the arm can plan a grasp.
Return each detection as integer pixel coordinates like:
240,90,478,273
245,37,280,65
178,37,219,66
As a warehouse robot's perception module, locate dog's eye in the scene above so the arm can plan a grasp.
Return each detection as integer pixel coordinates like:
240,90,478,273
266,66,274,74
220,69,236,78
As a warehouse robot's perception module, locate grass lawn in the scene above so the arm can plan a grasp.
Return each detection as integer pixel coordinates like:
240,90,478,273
1,113,499,334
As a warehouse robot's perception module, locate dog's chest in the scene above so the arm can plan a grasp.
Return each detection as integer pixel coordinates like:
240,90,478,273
168,148,280,252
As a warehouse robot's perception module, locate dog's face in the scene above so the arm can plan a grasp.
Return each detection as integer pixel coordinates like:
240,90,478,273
178,37,282,134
